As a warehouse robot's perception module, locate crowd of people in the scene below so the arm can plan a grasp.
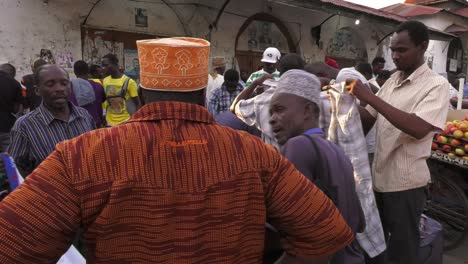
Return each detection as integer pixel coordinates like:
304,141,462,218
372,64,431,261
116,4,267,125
0,20,455,263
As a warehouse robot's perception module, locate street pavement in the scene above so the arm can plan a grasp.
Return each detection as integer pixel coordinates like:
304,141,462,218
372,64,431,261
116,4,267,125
445,236,468,264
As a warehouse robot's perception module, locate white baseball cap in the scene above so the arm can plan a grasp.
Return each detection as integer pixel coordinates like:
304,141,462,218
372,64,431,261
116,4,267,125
261,47,281,64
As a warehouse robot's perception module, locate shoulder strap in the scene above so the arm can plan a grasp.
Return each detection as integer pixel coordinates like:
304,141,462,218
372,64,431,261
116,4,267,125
120,77,131,98
106,77,131,100
302,134,338,205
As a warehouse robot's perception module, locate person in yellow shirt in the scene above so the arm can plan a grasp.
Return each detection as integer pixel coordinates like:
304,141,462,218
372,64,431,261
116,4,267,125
101,54,140,126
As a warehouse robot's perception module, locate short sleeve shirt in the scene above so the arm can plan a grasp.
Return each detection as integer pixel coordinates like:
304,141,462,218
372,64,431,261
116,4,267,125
245,69,280,87
103,75,138,126
366,64,449,192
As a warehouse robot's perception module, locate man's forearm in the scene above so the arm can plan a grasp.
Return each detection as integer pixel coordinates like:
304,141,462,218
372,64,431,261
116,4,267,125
357,106,376,136
451,98,468,109
367,93,435,139
230,83,257,113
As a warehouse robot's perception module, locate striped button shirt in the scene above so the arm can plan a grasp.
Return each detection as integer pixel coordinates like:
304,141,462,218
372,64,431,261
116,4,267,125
0,101,353,263
366,64,449,192
7,103,95,175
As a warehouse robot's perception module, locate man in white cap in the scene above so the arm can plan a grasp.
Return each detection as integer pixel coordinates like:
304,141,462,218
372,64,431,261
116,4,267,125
269,69,366,264
245,47,281,86
230,47,283,148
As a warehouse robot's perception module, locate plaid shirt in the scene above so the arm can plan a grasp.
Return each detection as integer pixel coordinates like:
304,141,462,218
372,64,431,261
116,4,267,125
208,83,243,115
327,83,386,258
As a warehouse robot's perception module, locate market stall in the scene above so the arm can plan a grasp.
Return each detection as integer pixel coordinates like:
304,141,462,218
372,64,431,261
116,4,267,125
426,109,468,250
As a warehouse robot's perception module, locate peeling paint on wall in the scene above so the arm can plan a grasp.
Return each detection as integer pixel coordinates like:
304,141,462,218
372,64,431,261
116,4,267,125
83,34,124,68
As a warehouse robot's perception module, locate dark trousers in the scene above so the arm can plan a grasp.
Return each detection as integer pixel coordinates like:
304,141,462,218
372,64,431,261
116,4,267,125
374,187,427,264
332,239,365,264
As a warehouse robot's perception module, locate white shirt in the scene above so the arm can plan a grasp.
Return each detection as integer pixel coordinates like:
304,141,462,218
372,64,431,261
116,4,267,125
206,74,224,106
234,87,279,149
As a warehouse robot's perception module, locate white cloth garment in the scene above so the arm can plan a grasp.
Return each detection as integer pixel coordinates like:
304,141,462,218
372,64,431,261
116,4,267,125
327,82,386,257
336,68,376,154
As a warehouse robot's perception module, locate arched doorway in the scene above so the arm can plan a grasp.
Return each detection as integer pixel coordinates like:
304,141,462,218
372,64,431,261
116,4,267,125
446,38,463,75
234,13,296,75
326,27,368,68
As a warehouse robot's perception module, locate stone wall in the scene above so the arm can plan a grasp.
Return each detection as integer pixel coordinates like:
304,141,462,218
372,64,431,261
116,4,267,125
0,0,398,79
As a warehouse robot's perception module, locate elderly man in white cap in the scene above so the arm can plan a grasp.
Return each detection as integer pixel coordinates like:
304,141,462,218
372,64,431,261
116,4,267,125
269,69,366,264
230,47,282,148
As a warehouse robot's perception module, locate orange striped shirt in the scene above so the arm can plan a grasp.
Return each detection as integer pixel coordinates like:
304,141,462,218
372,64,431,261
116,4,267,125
0,101,353,263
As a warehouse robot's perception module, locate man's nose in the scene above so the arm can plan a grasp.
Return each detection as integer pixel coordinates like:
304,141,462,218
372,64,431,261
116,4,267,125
53,83,67,93
269,114,277,125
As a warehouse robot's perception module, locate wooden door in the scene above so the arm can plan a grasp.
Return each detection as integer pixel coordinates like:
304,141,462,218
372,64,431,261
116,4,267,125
236,51,263,75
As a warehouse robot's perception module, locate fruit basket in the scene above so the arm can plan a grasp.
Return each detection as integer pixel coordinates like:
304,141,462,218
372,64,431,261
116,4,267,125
431,118,468,168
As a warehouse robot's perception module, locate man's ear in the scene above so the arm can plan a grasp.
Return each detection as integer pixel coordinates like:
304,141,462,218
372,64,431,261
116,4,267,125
420,40,429,53
303,102,313,120
34,85,40,96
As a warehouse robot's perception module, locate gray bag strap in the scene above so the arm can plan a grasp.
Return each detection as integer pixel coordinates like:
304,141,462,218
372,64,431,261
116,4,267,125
303,134,337,205
120,77,130,98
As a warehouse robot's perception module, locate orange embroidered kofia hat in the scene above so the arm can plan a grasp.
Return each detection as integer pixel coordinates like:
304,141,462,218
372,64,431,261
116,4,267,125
137,37,210,92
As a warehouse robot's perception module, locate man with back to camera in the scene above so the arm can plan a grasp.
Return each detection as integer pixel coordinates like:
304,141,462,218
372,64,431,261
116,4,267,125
0,37,353,263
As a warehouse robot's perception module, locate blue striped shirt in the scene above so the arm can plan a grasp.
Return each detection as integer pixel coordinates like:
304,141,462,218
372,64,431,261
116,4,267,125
8,103,95,175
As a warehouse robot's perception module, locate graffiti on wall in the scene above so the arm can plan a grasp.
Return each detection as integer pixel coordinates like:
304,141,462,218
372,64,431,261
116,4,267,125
56,51,74,69
327,28,367,60
40,49,55,64
238,20,288,52
83,34,124,68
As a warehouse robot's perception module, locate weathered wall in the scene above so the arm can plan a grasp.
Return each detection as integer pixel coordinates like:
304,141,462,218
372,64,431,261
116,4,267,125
0,0,85,79
381,36,450,74
84,0,189,36
0,0,399,79
380,13,462,76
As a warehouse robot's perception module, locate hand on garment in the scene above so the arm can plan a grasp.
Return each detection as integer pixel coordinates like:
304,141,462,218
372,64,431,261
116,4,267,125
345,79,375,105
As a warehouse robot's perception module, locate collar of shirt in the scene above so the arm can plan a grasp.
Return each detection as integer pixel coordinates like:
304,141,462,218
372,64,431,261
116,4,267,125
37,102,81,125
395,63,429,87
129,101,216,124
220,83,244,93
303,128,323,136
258,69,280,79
